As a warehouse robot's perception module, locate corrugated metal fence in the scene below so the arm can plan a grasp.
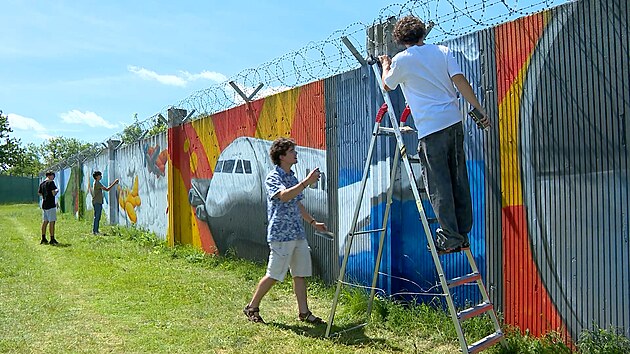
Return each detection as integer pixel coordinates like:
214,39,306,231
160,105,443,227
39,0,628,343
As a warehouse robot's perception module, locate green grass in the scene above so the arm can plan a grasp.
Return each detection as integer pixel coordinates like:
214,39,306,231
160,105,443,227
0,203,610,353
0,204,461,353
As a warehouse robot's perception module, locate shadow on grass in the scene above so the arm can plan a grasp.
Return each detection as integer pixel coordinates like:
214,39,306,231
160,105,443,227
48,243,72,248
268,321,401,351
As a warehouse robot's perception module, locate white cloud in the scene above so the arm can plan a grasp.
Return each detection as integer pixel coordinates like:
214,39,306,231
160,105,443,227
181,70,227,83
7,113,47,132
36,133,56,140
128,65,226,87
60,110,117,129
128,65,187,86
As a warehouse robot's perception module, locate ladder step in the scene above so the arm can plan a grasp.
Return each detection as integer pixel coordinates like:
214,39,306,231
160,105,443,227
377,126,416,135
458,302,493,321
350,228,386,236
447,272,481,289
408,156,421,163
467,331,504,353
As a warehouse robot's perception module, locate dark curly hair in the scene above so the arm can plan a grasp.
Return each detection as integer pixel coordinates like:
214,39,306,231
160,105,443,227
269,137,296,166
393,16,426,45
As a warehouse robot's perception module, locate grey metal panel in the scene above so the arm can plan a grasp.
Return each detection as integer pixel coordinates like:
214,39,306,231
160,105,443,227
328,65,393,289
478,26,503,314
323,75,340,284
520,0,629,339
296,81,336,284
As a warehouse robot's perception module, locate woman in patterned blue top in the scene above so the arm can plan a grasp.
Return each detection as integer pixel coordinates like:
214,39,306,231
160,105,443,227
244,137,327,324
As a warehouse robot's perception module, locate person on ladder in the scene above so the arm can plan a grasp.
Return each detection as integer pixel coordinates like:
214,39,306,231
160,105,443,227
378,15,491,254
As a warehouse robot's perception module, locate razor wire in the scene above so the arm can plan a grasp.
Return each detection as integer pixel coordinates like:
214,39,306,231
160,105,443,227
173,0,569,119
47,0,570,171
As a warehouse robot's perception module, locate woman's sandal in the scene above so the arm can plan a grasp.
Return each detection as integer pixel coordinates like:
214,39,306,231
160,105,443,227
298,310,324,324
243,305,265,323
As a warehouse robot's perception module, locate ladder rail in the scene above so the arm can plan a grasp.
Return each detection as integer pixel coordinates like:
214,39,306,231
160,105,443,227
366,138,401,317
325,118,382,337
465,249,504,336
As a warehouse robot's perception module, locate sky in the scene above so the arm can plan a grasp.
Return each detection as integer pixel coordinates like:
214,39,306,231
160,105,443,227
1,0,565,147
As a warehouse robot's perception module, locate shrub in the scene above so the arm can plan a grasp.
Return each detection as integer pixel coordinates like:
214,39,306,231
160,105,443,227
577,325,630,354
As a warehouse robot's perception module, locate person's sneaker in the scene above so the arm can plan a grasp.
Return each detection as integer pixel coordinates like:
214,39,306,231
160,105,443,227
49,238,59,245
40,238,49,245
428,243,463,255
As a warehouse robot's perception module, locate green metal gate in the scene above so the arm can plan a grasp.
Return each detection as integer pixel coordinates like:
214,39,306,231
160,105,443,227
0,175,40,204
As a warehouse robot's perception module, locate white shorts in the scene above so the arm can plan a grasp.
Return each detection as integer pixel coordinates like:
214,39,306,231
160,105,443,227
42,208,57,222
266,239,312,282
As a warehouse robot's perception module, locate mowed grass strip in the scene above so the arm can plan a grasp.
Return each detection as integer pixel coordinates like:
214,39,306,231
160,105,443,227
0,203,468,353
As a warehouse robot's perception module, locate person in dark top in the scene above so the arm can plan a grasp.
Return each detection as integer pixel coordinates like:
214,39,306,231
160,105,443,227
91,171,119,235
38,171,59,245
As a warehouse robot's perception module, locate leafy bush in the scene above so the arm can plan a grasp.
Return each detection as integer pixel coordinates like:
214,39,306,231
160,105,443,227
577,325,630,354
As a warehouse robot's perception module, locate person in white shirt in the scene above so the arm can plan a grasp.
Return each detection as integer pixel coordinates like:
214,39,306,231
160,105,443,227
379,15,490,254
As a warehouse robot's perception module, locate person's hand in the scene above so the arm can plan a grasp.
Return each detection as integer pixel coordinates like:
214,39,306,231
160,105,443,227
313,221,327,232
378,55,392,68
304,167,321,186
480,116,491,130
470,107,491,130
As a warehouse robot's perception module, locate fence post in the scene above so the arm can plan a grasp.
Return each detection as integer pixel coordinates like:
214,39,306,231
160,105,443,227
107,139,121,225
166,108,186,247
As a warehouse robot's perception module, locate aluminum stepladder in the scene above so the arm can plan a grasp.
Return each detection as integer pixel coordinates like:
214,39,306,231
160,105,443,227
325,60,505,353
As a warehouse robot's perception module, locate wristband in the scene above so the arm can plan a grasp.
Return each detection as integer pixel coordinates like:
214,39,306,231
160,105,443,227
310,219,316,225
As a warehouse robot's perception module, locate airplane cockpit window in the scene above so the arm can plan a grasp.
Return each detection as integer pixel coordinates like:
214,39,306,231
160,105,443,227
215,160,224,173
223,160,236,173
235,160,244,174
243,160,252,174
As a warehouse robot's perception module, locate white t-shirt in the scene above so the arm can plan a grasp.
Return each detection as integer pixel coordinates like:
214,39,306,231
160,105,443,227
383,44,463,139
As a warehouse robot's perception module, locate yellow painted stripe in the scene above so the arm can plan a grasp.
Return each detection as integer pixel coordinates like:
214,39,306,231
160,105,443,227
191,117,221,172
255,87,301,140
498,59,531,207
170,166,201,247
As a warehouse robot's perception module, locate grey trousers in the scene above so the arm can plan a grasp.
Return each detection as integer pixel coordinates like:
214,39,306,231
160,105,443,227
417,122,473,249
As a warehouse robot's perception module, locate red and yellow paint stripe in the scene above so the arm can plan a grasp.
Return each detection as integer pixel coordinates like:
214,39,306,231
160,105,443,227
496,11,567,338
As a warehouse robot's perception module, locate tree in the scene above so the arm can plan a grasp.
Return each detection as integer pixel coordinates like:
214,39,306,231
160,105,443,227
39,136,93,168
121,113,145,144
7,143,45,176
0,110,24,172
147,114,167,136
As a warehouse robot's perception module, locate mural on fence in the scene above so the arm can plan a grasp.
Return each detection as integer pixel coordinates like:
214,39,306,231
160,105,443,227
168,81,327,258
114,133,169,236
58,165,82,218
83,151,112,223
497,0,629,340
